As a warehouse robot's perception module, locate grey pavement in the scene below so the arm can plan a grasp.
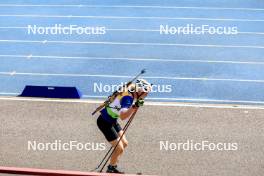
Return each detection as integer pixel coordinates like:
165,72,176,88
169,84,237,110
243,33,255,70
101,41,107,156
0,99,264,176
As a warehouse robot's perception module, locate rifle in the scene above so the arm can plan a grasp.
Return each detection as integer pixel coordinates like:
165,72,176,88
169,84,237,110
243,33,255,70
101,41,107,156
91,69,146,115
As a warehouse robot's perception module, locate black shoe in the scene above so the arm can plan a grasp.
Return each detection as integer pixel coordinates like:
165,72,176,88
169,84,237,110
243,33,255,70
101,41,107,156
106,165,124,174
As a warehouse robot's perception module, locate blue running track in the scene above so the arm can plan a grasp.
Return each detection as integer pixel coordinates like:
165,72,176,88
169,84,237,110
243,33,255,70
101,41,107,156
0,0,264,105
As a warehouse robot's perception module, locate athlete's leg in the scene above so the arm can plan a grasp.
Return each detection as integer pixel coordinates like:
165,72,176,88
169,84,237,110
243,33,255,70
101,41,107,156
109,122,127,166
97,116,123,166
109,138,124,166
118,130,128,148
97,117,125,173
113,122,128,148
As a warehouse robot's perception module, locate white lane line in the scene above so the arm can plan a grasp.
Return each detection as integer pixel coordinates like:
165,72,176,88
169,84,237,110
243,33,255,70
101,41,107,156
0,26,264,35
0,92,19,95
83,95,264,105
0,39,264,49
82,95,264,105
0,71,264,83
108,29,264,35
0,96,264,110
10,71,16,75
0,4,264,11
239,31,264,35
0,14,263,22
147,97,264,104
1,54,264,65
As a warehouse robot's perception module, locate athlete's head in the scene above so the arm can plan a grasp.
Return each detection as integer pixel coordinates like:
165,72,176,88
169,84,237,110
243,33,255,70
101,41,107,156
135,79,152,93
128,79,152,99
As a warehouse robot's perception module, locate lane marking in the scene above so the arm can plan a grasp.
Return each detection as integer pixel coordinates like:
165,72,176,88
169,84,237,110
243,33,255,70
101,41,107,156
239,31,264,35
82,95,264,105
0,14,263,22
0,4,264,11
10,71,16,75
0,39,264,49
0,26,263,35
108,29,264,35
0,71,264,83
147,97,264,104
0,96,264,110
0,92,18,95
1,54,264,65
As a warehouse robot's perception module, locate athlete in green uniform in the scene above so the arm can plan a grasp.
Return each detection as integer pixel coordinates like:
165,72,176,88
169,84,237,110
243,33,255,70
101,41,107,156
97,79,152,173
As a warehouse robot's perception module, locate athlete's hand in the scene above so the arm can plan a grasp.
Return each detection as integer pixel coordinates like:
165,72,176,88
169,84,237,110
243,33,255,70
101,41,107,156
135,98,144,107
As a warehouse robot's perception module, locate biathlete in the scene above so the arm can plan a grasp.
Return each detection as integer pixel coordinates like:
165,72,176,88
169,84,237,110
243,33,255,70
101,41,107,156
96,79,152,173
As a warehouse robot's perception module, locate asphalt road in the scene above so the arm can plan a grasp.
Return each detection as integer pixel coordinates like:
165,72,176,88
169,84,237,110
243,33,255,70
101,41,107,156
0,99,264,176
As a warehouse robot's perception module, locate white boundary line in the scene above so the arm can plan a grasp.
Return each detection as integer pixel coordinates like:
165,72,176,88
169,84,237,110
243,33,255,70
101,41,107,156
0,26,263,35
0,96,264,110
0,71,264,83
239,31,264,35
0,4,264,11
82,95,264,105
1,54,264,65
146,97,264,104
3,93,264,106
0,92,18,95
0,14,263,22
0,39,264,49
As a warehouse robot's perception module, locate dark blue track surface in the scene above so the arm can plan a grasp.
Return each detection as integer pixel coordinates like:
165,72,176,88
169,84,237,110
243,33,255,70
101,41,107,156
0,0,264,104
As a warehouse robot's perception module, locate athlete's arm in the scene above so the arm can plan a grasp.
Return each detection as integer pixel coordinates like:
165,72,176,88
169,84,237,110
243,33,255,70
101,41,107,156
119,106,138,120
119,90,150,120
138,92,148,99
